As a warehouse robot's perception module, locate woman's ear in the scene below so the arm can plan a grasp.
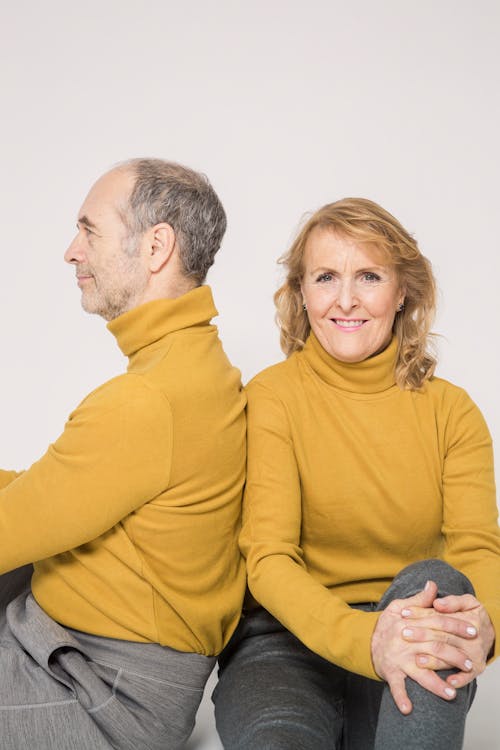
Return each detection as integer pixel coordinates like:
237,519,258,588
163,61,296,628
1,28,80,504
300,284,306,309
397,283,406,310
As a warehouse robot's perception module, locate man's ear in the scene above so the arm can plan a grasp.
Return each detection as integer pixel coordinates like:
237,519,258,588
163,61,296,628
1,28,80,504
147,223,176,273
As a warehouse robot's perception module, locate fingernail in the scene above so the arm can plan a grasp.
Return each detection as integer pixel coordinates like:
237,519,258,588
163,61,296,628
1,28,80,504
401,608,411,617
400,702,410,713
466,627,477,636
445,687,456,698
417,655,428,665
465,659,473,670
402,628,413,638
450,678,458,686
425,580,431,591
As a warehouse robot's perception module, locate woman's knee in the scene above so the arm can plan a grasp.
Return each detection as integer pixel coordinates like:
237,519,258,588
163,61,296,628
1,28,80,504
379,559,474,609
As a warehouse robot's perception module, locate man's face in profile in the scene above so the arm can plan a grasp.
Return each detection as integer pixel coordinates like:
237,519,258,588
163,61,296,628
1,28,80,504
64,169,149,321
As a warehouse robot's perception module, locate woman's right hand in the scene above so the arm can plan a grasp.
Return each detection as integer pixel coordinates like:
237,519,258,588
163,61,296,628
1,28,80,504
371,581,478,714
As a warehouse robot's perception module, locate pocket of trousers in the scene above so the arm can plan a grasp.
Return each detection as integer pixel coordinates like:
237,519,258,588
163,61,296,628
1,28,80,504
54,651,205,750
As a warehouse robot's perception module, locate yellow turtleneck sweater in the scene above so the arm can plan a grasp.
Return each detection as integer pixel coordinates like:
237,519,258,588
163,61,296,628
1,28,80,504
0,286,247,656
240,334,499,679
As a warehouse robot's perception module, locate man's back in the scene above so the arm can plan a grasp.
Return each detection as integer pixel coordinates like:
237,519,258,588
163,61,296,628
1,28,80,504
28,287,246,654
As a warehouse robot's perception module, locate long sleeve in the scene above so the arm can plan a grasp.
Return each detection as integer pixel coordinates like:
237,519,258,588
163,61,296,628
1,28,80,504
240,380,381,680
0,374,172,574
0,470,23,490
441,387,500,659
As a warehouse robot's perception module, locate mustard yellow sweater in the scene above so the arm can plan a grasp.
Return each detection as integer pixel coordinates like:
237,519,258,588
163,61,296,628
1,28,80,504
0,286,246,655
240,333,500,679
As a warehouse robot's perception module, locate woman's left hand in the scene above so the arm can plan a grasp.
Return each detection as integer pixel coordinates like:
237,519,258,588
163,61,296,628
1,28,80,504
401,593,495,688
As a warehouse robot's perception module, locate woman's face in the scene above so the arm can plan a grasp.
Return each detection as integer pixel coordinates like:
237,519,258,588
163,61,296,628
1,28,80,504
300,228,404,363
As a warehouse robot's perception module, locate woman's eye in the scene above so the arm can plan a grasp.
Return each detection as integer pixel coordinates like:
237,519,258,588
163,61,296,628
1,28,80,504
316,273,333,283
362,272,381,282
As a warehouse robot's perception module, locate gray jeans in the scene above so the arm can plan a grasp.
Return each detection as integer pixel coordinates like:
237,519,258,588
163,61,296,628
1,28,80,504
213,560,477,749
0,566,215,749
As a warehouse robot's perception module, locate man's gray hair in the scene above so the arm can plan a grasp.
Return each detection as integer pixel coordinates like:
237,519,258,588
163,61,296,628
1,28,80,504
120,158,227,284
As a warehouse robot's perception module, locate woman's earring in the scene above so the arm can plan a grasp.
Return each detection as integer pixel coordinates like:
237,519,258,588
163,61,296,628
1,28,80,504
302,303,307,311
397,302,405,312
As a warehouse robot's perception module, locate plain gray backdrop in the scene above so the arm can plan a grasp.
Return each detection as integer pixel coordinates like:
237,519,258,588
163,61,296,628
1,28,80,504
1,2,498,747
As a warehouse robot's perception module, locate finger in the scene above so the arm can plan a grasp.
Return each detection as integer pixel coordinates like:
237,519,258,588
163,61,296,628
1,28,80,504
399,605,438,619
406,663,457,702
433,594,478,613
386,672,413,714
402,627,479,666
415,647,474,673
447,666,482,690
400,614,478,639
409,580,438,609
389,581,438,615
416,653,452,671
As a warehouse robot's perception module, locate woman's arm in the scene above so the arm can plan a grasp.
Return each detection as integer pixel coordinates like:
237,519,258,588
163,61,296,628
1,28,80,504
441,388,500,635
388,388,499,689
242,379,382,680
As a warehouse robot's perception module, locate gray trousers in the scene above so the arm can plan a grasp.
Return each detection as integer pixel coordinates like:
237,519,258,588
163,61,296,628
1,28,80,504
0,566,215,749
213,560,477,749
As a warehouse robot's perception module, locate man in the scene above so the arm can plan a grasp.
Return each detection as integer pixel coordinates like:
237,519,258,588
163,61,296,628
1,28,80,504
0,159,246,749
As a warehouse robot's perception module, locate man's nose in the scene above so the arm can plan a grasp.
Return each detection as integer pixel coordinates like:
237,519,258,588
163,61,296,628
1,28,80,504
64,234,85,264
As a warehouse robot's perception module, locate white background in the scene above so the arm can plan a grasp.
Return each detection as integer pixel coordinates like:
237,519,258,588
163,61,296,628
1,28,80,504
1,2,498,747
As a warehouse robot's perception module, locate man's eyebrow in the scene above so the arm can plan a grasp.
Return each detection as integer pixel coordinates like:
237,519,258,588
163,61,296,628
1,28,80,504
77,215,99,230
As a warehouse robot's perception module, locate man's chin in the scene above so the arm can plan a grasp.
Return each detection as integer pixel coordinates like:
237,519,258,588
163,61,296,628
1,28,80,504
81,296,128,322
81,295,105,318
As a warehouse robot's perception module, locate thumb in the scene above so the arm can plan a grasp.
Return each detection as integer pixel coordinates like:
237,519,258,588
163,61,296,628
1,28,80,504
405,580,438,609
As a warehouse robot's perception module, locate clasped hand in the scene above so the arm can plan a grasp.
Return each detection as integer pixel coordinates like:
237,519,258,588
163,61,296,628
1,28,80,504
371,580,495,714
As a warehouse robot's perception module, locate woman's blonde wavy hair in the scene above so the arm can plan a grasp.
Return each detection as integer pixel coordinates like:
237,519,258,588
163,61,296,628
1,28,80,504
274,198,437,390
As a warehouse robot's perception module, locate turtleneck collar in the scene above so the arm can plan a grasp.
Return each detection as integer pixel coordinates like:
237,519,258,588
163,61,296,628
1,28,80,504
107,285,218,357
302,332,398,394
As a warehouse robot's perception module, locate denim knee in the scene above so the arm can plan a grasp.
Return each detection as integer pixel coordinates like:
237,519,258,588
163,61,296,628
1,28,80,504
378,559,474,610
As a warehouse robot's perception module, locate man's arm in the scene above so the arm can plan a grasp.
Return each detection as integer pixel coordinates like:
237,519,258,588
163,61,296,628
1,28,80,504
0,374,172,574
0,470,23,490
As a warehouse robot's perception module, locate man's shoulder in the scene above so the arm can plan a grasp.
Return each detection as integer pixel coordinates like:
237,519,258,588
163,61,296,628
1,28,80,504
73,372,171,419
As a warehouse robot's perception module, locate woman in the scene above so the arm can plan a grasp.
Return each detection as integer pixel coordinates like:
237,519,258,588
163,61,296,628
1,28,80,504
213,198,499,749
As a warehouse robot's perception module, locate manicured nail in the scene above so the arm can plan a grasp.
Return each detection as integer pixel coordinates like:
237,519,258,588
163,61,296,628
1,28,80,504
400,702,410,713
466,627,477,636
402,628,413,638
465,659,473,670
450,678,458,687
401,608,411,617
417,655,428,665
445,687,456,698
425,580,432,591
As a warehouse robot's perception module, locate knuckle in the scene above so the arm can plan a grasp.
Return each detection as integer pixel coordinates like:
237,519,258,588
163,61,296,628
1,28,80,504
432,640,446,656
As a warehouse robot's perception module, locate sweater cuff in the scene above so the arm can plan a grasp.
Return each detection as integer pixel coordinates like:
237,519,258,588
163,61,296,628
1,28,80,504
327,608,382,680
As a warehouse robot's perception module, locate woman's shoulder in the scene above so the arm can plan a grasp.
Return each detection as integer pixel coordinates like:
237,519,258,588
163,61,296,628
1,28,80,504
421,375,474,405
419,376,490,432
245,353,302,397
